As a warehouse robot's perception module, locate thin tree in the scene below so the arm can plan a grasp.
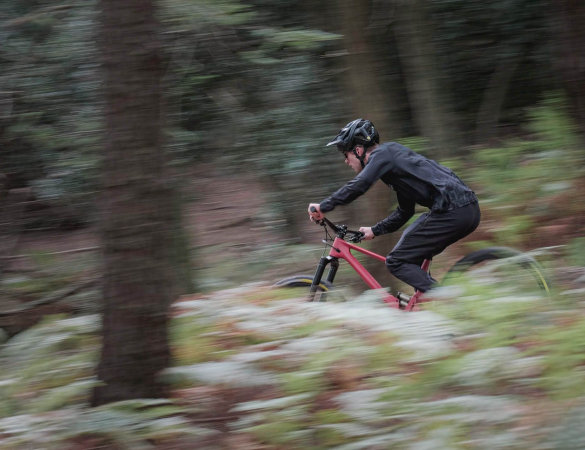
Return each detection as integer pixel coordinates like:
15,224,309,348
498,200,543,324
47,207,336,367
392,0,461,157
338,0,401,289
92,0,176,405
555,0,585,141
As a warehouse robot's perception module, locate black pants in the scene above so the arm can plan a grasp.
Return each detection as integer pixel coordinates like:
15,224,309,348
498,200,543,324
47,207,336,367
385,201,481,292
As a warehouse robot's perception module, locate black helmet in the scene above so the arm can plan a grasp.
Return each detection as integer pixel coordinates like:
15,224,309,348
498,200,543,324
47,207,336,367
326,118,379,153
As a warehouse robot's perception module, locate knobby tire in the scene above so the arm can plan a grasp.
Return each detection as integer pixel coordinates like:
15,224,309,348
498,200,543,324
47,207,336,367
274,275,333,301
443,246,551,295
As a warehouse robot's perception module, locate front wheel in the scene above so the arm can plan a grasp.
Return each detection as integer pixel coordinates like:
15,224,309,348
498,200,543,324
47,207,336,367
273,275,333,302
443,246,551,296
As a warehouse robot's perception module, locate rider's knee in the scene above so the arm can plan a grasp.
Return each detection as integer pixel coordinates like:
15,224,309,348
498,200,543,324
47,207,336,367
385,254,403,274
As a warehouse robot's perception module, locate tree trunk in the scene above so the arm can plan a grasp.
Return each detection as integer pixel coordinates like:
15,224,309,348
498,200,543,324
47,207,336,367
339,0,400,290
554,0,585,141
392,0,460,158
92,0,176,405
475,56,522,145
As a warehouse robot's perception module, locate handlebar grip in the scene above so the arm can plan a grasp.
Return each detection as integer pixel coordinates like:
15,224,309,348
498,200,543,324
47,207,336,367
350,231,365,243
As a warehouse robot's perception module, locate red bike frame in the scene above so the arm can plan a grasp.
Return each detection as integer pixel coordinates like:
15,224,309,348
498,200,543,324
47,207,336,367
311,235,431,311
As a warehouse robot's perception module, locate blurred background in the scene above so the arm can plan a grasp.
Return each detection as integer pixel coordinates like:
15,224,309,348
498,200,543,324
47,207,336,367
2,0,585,447
1,0,584,293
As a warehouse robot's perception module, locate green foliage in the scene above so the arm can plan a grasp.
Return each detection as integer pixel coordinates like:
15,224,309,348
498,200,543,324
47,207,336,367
169,316,230,365
566,237,585,267
287,319,338,339
0,315,99,418
399,136,431,156
0,0,100,228
161,0,255,27
1,0,576,241
281,367,326,396
251,27,341,51
3,3,585,447
246,416,308,447
430,275,548,340
431,0,553,134
365,334,411,372
526,93,580,152
62,400,214,448
474,141,528,170
534,317,585,399
548,404,585,450
465,94,584,245
1,0,345,233
160,0,348,237
3,280,585,448
491,215,535,246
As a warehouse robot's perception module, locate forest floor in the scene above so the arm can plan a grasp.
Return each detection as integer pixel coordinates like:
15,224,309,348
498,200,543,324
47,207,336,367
2,162,579,329
2,271,585,448
3,167,585,448
5,163,523,292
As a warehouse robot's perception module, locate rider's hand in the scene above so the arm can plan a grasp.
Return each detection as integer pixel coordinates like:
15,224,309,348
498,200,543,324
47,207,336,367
308,203,324,222
359,226,375,240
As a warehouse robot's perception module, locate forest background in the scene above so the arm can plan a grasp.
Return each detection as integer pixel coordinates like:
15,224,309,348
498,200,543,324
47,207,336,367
2,0,585,448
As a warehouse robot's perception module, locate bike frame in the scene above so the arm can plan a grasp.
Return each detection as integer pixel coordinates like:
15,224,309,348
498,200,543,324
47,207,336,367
310,235,431,310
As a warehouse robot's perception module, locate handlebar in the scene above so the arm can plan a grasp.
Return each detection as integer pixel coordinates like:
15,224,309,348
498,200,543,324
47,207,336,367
310,206,365,243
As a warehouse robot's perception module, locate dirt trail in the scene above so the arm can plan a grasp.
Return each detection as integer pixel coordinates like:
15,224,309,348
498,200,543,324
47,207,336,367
7,166,277,269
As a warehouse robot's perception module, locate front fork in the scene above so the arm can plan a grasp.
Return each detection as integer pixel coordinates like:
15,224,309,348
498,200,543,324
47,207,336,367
309,255,431,309
310,256,339,297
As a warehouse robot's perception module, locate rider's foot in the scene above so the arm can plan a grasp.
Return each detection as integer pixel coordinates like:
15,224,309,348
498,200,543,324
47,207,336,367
406,288,439,310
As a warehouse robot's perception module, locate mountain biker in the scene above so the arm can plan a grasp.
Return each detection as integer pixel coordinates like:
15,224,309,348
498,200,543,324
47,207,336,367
308,118,480,293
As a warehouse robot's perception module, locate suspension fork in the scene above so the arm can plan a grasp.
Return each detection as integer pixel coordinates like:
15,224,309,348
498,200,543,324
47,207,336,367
310,256,339,293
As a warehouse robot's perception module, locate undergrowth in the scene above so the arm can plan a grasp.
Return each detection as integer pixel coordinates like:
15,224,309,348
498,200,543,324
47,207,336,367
1,94,584,448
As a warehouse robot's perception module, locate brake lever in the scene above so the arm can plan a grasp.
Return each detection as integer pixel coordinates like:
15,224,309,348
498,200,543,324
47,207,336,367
349,232,365,243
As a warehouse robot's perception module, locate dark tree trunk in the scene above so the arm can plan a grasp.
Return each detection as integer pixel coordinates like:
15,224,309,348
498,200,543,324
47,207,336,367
92,0,176,405
339,0,400,289
475,56,522,144
555,0,585,140
392,0,461,158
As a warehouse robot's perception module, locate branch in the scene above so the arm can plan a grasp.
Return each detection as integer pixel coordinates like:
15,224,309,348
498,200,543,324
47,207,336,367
0,246,100,261
2,5,74,28
0,277,99,316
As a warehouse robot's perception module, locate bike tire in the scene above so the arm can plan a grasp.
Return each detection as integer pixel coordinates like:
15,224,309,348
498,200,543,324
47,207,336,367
443,246,551,295
273,275,333,301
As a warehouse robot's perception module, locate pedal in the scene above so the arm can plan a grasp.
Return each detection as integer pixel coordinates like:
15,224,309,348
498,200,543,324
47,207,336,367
397,291,411,307
313,291,326,302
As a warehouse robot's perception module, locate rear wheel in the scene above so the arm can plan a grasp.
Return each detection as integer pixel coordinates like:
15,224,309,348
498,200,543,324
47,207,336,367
273,275,333,302
443,247,551,296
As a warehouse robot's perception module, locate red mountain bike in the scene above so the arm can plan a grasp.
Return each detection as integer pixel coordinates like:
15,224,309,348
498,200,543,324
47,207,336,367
275,215,551,310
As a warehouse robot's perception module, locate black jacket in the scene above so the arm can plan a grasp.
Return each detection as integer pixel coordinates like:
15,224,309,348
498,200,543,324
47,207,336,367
319,142,477,236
